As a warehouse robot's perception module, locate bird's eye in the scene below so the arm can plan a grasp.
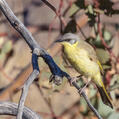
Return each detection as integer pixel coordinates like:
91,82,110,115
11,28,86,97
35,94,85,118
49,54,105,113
66,39,71,42
70,39,76,44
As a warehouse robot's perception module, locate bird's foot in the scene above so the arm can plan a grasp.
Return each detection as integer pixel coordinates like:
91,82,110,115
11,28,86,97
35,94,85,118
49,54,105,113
78,85,87,95
78,79,91,95
70,75,82,86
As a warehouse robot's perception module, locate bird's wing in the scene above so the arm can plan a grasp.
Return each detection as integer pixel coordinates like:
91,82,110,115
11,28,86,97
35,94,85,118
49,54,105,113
78,40,104,74
97,60,104,74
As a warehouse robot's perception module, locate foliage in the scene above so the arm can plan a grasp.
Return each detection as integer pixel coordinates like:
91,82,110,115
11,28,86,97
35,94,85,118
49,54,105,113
1,0,119,119
60,0,119,118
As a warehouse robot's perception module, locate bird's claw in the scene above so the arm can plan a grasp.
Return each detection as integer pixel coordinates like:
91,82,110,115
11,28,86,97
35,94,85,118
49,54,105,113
70,75,82,86
78,88,85,95
78,79,91,95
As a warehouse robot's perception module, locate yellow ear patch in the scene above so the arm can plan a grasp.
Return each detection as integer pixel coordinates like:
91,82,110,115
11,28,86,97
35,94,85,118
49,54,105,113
72,41,79,47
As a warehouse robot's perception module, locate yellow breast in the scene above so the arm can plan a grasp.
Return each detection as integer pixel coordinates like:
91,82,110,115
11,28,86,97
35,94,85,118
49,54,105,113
63,42,100,78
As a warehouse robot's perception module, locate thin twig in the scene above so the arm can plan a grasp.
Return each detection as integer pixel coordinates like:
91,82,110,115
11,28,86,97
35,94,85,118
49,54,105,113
35,84,53,114
0,0,102,119
41,0,56,13
76,24,87,40
62,0,73,17
40,0,66,33
38,87,57,118
34,83,56,118
97,13,117,60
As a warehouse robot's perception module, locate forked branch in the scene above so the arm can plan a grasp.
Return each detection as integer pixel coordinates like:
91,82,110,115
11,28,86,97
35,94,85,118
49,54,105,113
0,0,102,119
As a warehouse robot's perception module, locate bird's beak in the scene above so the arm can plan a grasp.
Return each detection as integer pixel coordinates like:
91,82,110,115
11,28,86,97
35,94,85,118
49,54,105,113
55,39,64,43
55,35,66,43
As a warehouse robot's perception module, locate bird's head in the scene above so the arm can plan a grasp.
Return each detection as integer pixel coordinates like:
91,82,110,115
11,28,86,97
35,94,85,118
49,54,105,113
55,33,79,46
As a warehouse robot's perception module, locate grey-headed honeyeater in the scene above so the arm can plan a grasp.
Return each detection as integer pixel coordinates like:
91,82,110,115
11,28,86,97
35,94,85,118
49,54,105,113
56,33,113,108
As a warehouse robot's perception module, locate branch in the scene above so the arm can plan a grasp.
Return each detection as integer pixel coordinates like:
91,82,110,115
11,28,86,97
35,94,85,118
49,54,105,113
0,102,41,119
16,51,40,119
63,73,103,119
0,0,102,119
97,13,117,60
0,0,44,52
40,0,66,33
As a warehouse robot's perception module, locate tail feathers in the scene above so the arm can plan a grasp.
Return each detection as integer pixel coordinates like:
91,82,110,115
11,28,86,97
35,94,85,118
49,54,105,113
97,85,113,109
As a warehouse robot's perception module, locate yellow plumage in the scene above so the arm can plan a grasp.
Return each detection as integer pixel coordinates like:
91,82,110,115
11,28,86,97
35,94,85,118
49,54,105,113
57,33,113,108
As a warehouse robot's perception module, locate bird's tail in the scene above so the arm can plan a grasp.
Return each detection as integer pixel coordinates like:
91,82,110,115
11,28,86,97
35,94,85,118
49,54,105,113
97,85,113,109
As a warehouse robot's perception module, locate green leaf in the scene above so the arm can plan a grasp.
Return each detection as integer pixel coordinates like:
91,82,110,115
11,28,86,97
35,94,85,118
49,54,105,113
94,32,111,47
103,30,111,42
87,5,94,15
108,74,119,100
108,112,119,119
90,27,112,48
68,3,80,17
68,0,85,17
109,74,119,91
102,65,111,70
98,98,114,118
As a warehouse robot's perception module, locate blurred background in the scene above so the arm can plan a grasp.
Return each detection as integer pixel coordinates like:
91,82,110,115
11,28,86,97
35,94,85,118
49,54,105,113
0,0,119,119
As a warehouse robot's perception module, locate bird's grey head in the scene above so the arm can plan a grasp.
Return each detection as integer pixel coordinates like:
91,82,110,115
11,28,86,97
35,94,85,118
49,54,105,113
56,33,79,45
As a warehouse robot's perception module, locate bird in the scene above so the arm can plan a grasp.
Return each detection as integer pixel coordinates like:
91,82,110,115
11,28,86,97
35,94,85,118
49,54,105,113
56,33,113,108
